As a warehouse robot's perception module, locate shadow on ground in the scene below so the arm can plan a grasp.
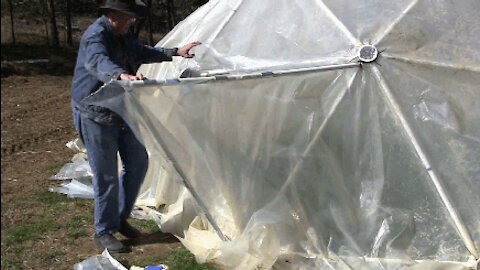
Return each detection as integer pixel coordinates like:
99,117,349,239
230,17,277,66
124,231,181,247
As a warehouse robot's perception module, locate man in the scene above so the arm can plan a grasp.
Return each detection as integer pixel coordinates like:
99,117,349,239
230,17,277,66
71,0,200,253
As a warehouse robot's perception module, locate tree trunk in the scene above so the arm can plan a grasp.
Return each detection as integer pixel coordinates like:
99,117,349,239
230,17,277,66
42,1,50,45
47,0,60,47
7,0,15,45
133,0,147,39
65,0,73,46
147,0,154,45
165,0,176,30
44,20,50,45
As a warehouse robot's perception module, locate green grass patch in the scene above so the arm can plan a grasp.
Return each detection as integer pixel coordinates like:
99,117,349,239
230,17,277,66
74,199,93,209
66,229,88,240
4,219,61,245
65,214,93,229
64,214,92,240
128,248,217,270
43,250,66,261
129,256,164,268
36,190,70,204
35,190,72,214
128,219,160,233
164,248,217,270
1,257,22,270
1,244,25,255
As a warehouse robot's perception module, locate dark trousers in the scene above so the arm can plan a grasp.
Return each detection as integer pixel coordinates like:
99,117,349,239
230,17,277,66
73,107,148,235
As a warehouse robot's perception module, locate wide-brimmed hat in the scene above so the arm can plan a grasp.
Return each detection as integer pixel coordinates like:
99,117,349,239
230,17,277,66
99,0,138,18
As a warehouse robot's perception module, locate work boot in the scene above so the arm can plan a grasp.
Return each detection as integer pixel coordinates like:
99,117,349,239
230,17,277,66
119,220,142,239
93,233,130,253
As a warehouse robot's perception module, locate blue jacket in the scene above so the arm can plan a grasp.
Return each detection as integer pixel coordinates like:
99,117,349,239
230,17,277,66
71,15,176,125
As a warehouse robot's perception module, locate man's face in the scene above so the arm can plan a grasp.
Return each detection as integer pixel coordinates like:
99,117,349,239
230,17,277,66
108,10,136,35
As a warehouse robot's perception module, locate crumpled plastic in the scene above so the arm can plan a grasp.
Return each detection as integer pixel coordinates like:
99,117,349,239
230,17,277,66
50,143,94,198
51,153,92,181
49,178,94,199
74,249,127,270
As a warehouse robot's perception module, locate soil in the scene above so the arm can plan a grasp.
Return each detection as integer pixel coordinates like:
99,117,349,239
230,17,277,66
1,46,182,270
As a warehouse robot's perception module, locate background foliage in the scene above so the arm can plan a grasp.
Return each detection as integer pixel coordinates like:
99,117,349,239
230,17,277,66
1,0,208,46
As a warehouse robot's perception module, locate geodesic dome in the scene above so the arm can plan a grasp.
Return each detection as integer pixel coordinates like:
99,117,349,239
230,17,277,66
86,0,480,269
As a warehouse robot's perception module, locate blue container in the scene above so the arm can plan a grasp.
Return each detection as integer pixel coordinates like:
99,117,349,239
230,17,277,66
145,265,168,270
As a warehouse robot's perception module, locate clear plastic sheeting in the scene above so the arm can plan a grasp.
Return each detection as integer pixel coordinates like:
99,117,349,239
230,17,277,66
74,249,127,270
51,153,92,180
50,143,94,199
49,179,94,199
84,0,479,269
66,138,87,153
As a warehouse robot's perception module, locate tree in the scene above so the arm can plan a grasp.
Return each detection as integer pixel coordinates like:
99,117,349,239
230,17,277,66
165,0,176,30
47,0,60,47
147,0,154,45
7,0,15,45
65,0,73,46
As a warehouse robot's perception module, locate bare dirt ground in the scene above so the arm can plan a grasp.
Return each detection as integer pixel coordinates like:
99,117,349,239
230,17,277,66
1,16,194,270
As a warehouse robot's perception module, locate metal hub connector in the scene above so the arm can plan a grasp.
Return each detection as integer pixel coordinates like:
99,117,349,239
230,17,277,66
358,45,378,63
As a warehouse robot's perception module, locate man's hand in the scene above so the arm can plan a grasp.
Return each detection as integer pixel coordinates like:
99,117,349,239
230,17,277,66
119,72,144,81
177,42,202,58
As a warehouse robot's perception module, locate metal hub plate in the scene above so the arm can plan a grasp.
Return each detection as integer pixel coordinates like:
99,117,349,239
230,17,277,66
358,45,378,63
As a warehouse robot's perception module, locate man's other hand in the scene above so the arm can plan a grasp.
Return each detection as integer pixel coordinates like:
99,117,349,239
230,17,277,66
119,72,144,81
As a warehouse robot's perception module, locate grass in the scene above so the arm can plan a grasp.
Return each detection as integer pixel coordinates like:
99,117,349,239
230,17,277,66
0,257,22,270
130,247,217,270
4,219,61,245
36,189,71,204
2,190,217,269
65,214,94,229
44,250,66,260
2,189,92,250
129,218,161,232
65,214,92,240
3,184,217,269
66,230,88,240
36,189,94,214
164,248,217,270
35,189,78,215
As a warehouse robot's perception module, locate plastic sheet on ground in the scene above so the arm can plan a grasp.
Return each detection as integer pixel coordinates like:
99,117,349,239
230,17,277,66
80,0,479,269
74,249,127,270
49,179,94,199
50,143,94,198
51,153,92,180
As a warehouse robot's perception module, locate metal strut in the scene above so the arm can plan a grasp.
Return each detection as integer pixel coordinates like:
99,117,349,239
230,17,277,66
127,62,360,88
